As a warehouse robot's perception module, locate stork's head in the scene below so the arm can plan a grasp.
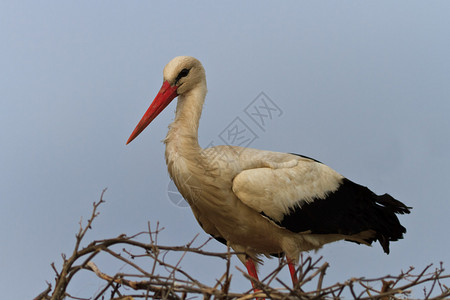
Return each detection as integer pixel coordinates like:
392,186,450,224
163,56,205,95
126,56,205,144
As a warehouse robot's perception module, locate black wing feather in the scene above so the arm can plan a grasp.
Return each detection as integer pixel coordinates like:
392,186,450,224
263,178,411,254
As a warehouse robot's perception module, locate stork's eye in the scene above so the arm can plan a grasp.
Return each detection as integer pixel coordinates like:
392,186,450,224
175,68,190,83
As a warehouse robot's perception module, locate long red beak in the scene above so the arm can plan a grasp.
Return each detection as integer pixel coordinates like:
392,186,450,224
126,81,178,144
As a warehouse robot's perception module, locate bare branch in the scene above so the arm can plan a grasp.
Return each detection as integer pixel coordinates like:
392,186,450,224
38,191,450,300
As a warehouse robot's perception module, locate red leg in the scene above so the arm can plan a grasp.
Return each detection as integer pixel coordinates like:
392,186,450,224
287,257,299,287
245,257,260,290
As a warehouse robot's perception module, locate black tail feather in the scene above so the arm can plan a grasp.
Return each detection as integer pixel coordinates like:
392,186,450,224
274,177,411,254
364,189,411,253
377,193,412,215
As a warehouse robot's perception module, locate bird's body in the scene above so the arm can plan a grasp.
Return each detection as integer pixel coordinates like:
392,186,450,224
127,56,410,285
166,142,342,260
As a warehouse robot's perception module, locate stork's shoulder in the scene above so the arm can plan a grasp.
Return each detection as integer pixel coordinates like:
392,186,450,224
200,146,301,174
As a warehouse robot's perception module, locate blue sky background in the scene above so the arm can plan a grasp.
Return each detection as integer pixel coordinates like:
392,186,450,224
1,1,449,298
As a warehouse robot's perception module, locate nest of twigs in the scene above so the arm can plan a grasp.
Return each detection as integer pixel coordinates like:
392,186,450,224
35,189,449,300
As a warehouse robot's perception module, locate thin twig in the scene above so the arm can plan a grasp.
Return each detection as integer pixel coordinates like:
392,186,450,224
39,191,450,300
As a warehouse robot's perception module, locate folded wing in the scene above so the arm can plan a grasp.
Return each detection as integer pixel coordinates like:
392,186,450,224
232,153,411,253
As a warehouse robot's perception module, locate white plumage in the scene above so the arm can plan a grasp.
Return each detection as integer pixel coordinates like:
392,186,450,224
233,151,343,222
127,56,410,288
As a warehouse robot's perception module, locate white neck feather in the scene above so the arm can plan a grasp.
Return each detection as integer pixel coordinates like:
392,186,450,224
164,82,207,159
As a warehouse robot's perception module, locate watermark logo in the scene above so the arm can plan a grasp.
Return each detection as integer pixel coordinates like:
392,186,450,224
219,117,258,148
167,92,283,208
167,180,190,208
245,92,283,131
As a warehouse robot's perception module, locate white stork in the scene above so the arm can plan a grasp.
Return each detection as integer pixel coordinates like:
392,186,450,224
126,56,410,288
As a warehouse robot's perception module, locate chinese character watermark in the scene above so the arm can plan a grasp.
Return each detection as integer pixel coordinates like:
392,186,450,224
219,117,258,147
245,92,283,131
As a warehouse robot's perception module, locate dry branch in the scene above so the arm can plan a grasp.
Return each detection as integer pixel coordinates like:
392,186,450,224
36,190,450,299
